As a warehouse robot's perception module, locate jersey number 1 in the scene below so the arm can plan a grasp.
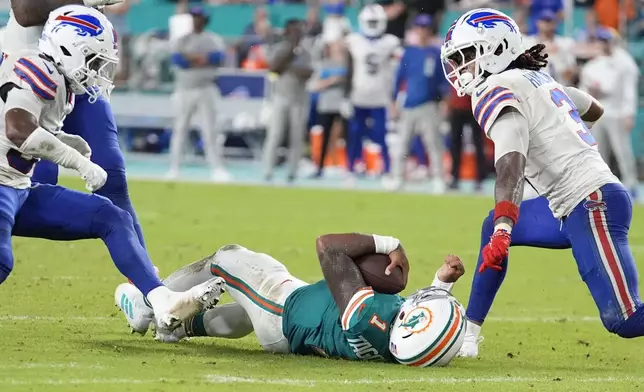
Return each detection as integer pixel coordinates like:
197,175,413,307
369,314,387,332
549,88,596,146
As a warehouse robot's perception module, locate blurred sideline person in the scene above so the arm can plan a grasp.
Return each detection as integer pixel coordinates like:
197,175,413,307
447,88,486,191
390,15,446,193
168,6,230,182
263,20,313,183
343,4,401,185
522,10,576,85
310,32,347,178
580,28,640,194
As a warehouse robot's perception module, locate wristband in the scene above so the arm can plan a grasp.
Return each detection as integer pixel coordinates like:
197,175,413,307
431,272,454,292
372,235,400,255
493,200,519,226
493,222,513,234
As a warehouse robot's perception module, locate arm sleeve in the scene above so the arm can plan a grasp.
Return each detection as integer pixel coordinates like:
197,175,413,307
170,53,191,69
207,34,226,66
487,108,530,164
170,37,191,69
3,86,45,120
430,273,454,292
563,86,593,116
473,85,524,135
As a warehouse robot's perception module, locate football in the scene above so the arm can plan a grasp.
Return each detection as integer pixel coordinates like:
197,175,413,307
355,253,406,294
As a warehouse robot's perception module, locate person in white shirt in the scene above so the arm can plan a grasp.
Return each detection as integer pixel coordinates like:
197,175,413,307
580,28,640,193
521,10,576,85
343,5,401,184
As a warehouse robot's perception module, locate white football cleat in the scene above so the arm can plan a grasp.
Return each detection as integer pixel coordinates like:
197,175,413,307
153,277,226,330
152,322,184,343
114,283,154,336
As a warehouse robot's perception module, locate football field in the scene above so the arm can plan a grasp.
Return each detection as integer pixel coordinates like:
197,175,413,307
0,179,643,392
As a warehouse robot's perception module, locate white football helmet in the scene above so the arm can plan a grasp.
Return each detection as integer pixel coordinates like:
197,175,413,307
441,8,523,96
389,287,466,367
39,5,119,103
358,4,387,38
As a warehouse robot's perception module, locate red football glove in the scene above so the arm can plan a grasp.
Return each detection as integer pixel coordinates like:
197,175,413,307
480,229,511,273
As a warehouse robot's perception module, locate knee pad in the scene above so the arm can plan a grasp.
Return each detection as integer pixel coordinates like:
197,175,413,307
92,201,135,238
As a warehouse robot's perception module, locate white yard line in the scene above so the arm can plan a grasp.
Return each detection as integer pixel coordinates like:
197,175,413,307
0,363,104,370
205,375,644,386
0,315,600,323
1,375,642,386
0,378,181,386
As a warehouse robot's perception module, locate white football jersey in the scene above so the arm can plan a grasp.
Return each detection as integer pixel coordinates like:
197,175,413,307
521,35,576,85
346,33,401,108
2,12,42,54
473,69,619,218
0,52,74,188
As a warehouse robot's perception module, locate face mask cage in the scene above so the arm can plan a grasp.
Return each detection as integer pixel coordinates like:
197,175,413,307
405,286,453,307
71,44,118,103
442,41,490,96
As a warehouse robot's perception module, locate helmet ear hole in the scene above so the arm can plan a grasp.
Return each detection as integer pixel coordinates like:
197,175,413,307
60,46,72,56
494,44,503,56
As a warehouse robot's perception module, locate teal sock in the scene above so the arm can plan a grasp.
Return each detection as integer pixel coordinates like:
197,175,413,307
184,313,208,337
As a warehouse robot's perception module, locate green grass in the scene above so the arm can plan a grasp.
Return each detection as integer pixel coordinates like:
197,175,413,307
1,179,643,392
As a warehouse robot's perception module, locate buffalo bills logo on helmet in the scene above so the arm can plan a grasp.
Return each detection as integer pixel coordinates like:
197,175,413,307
112,28,118,50
465,10,517,32
53,14,104,37
583,200,607,212
445,21,457,42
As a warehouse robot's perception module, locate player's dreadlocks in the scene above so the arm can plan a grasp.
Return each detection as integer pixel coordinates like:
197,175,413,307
509,44,549,71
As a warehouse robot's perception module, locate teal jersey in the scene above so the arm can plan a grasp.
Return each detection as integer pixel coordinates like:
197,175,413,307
282,280,404,362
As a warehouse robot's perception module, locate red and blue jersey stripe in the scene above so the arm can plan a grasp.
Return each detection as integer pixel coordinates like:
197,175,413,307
13,58,58,101
474,86,517,130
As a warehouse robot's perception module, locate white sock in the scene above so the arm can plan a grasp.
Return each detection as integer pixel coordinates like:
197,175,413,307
180,304,254,339
465,320,482,338
146,286,173,311
203,304,254,339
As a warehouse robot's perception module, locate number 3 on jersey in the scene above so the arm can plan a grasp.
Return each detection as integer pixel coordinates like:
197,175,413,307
549,88,596,146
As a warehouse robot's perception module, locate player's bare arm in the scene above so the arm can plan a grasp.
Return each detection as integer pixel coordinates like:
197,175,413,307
11,0,122,26
494,152,525,228
563,86,604,123
4,107,38,146
491,107,528,229
437,254,465,283
3,83,106,191
12,0,82,27
316,233,374,312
